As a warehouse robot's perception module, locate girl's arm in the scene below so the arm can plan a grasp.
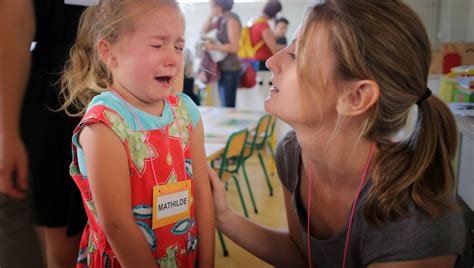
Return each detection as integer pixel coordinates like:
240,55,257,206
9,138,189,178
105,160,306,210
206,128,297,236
209,167,306,266
80,123,157,268
190,120,215,267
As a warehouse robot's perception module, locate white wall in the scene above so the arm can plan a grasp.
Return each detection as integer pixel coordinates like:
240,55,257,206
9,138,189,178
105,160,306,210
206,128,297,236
438,0,473,43
182,0,473,53
182,0,306,57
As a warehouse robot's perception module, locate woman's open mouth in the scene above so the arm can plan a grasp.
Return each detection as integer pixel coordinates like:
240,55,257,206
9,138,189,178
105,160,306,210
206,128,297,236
270,86,280,93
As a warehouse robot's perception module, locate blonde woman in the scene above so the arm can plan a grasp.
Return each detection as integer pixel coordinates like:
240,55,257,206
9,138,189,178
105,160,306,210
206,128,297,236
209,1,467,267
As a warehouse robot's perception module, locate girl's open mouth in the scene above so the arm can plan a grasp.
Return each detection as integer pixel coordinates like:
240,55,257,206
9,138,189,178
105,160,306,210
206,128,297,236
155,76,172,85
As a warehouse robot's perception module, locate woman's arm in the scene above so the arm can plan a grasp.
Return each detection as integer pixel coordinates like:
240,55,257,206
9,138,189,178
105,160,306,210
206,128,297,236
190,120,215,267
203,17,240,54
261,28,285,54
368,255,457,268
201,15,218,34
209,167,306,266
80,123,156,267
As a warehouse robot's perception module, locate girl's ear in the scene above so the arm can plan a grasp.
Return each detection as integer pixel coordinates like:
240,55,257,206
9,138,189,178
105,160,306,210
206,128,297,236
336,80,380,116
97,38,118,68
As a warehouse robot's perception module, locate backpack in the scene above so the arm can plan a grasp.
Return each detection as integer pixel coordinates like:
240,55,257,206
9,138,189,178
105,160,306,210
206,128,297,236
238,18,267,59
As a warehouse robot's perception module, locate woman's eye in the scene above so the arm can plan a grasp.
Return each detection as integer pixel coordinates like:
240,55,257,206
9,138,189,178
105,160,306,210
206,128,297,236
151,45,162,49
175,46,184,52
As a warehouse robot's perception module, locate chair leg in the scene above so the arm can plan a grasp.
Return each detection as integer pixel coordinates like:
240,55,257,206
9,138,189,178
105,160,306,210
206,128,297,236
217,231,229,257
231,174,249,218
258,151,274,196
242,160,258,214
266,141,276,175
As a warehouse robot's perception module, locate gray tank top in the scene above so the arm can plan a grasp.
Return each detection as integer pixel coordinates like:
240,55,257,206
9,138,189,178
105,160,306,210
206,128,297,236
216,12,241,72
275,131,468,267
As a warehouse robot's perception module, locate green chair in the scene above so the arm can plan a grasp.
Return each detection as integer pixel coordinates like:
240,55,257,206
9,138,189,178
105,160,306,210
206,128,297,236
240,114,274,214
210,128,249,256
265,116,277,169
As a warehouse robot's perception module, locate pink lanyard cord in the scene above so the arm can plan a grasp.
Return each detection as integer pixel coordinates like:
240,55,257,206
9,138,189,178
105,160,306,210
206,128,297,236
307,142,375,268
109,88,185,185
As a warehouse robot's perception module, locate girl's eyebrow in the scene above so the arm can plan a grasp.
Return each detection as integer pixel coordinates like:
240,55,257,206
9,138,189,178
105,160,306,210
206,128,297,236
148,35,185,43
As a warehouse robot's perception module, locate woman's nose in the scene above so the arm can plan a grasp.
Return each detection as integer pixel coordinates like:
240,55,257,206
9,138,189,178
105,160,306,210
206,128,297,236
266,53,280,74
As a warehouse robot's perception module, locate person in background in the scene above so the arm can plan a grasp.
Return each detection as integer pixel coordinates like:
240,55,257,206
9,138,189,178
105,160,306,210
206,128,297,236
274,17,289,46
0,1,86,267
209,0,467,267
201,0,242,108
250,0,285,71
183,48,200,105
60,0,215,266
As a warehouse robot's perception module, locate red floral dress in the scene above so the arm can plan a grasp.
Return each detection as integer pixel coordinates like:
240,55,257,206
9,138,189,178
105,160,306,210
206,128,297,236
70,94,198,267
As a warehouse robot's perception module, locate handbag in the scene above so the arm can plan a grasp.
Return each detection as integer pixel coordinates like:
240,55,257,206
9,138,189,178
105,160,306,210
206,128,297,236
239,59,257,89
442,43,462,74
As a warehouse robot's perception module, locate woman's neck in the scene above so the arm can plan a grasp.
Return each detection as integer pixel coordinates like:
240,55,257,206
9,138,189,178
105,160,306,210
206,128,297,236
295,124,375,187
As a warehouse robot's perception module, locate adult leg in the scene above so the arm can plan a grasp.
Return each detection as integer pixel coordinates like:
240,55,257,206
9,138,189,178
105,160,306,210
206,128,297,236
0,194,44,268
218,73,229,107
218,70,239,108
36,226,81,268
31,110,84,268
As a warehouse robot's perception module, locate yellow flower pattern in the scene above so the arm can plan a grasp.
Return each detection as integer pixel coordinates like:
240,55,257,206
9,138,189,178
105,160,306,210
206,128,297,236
104,110,157,175
168,98,191,149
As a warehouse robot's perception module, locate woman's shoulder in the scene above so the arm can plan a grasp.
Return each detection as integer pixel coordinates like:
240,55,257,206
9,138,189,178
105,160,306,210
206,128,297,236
361,198,467,265
275,130,300,192
276,130,300,155
223,12,241,26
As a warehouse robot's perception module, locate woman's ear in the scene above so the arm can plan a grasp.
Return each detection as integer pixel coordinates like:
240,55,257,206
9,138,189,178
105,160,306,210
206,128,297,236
336,80,380,116
97,38,118,68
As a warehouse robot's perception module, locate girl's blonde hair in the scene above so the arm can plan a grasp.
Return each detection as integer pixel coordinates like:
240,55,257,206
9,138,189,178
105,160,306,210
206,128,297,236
60,0,180,116
298,0,458,225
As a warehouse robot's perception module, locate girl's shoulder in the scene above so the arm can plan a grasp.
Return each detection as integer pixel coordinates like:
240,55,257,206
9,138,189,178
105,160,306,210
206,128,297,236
171,93,200,129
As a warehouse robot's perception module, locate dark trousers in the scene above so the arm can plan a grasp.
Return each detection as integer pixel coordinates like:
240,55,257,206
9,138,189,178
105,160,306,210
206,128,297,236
0,194,44,268
218,70,241,108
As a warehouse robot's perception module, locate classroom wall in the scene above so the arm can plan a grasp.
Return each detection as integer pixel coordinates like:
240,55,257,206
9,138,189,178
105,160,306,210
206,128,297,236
182,0,474,54
182,0,304,59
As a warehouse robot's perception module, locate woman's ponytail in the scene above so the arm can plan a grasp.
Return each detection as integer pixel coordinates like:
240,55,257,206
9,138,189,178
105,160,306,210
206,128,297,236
365,95,458,226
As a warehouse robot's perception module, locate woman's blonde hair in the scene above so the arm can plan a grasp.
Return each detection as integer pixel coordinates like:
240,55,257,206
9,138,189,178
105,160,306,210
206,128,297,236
60,0,180,116
298,0,458,225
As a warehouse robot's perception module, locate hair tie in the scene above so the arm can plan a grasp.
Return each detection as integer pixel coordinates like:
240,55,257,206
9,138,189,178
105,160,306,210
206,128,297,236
416,88,432,105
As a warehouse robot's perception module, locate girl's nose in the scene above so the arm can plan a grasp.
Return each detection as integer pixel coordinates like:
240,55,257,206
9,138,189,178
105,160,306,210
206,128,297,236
164,47,181,67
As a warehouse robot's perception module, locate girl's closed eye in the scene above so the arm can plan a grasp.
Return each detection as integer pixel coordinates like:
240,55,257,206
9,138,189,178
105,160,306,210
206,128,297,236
151,44,162,49
175,46,184,52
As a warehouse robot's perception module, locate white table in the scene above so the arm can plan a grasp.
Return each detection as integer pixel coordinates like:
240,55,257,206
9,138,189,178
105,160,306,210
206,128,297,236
199,106,266,161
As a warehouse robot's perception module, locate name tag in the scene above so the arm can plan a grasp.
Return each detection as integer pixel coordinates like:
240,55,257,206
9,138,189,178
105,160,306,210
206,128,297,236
152,180,192,229
64,0,99,6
